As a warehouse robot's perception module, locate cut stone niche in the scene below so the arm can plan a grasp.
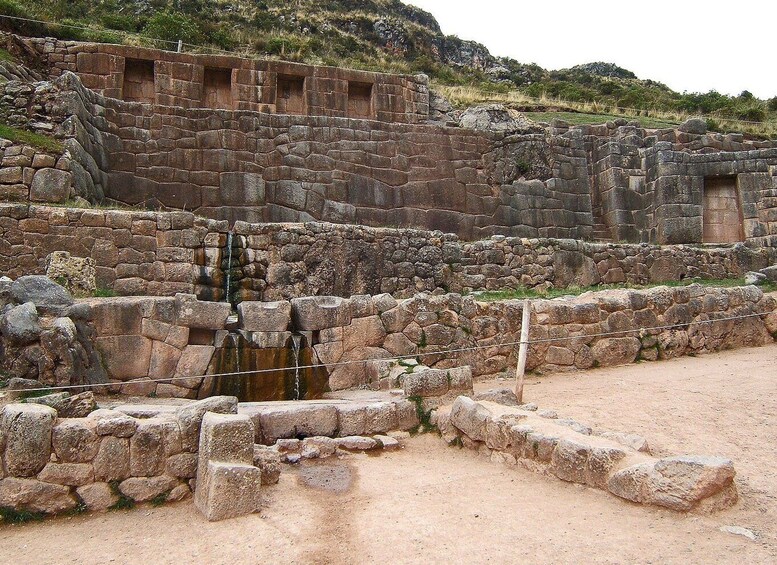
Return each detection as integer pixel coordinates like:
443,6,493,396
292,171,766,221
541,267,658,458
703,176,743,243
202,67,234,109
122,58,155,103
275,74,306,115
348,81,373,118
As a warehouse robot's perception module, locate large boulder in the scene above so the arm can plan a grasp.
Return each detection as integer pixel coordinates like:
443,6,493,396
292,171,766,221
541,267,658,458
608,455,736,511
10,275,74,315
1,301,41,345
1,403,57,476
29,167,72,203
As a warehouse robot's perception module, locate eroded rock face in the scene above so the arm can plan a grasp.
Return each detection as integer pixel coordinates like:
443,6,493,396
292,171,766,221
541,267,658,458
45,251,96,296
458,104,540,134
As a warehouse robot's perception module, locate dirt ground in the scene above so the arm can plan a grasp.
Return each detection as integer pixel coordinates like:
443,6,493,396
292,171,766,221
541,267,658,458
2,343,776,564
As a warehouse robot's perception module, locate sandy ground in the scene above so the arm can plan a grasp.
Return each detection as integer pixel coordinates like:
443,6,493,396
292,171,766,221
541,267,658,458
2,343,776,564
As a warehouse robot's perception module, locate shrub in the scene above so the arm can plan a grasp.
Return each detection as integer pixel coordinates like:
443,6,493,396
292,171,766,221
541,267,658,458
143,10,203,46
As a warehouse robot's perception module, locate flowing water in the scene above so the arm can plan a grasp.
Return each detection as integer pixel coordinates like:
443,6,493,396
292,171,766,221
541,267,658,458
291,334,303,401
224,231,234,303
209,332,329,401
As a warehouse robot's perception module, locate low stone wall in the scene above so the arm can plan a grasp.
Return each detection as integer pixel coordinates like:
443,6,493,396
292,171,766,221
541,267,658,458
436,397,738,512
301,284,777,388
1,204,774,301
0,396,236,515
79,284,776,398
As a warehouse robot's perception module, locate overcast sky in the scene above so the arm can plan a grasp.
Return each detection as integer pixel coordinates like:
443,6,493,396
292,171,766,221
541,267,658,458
403,0,776,99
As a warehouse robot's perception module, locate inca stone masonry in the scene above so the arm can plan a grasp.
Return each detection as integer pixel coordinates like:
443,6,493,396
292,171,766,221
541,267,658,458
2,34,777,249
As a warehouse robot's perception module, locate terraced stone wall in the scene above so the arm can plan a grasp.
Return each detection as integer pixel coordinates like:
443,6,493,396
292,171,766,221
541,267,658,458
1,205,773,302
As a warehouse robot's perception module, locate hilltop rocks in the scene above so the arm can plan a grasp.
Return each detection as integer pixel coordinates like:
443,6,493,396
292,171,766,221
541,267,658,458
459,104,540,134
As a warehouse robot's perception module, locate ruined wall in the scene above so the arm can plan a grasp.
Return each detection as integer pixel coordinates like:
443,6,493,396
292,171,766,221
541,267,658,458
24,36,429,124
4,57,777,245
2,205,773,302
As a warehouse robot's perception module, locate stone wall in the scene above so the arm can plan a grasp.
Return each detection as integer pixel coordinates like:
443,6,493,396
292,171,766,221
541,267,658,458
22,35,429,124
2,205,774,302
577,120,777,245
0,396,235,515
0,76,110,203
4,48,777,245
297,284,777,388
81,284,777,397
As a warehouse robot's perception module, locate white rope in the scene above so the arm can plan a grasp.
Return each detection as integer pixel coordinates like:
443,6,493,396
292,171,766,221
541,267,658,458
7,309,773,394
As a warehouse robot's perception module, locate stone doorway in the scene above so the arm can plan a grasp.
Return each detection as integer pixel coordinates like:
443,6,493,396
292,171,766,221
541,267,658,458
202,67,233,109
702,176,743,243
276,75,306,115
122,59,155,103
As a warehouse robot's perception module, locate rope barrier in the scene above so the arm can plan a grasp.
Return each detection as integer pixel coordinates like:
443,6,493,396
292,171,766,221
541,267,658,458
6,309,773,394
0,13,774,126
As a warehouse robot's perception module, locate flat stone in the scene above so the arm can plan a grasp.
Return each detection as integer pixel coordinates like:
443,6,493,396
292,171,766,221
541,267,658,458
336,436,379,451
175,293,231,330
119,475,179,502
291,296,352,331
37,462,94,486
374,434,400,450
238,301,291,332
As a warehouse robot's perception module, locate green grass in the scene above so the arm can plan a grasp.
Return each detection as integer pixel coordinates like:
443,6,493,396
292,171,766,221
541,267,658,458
474,277,774,302
0,506,45,524
522,111,679,129
0,48,16,63
0,123,63,153
92,287,117,298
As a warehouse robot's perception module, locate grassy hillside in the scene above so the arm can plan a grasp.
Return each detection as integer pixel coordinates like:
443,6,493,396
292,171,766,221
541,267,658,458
1,0,775,135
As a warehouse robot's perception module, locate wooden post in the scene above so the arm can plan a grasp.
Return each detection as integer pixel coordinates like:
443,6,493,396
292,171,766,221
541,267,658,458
515,299,531,404
177,39,183,53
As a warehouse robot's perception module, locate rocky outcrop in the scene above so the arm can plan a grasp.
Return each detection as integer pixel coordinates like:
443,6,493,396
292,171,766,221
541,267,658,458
0,275,107,388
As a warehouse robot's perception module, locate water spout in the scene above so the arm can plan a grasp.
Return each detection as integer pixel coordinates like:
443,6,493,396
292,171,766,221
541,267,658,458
224,231,234,303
